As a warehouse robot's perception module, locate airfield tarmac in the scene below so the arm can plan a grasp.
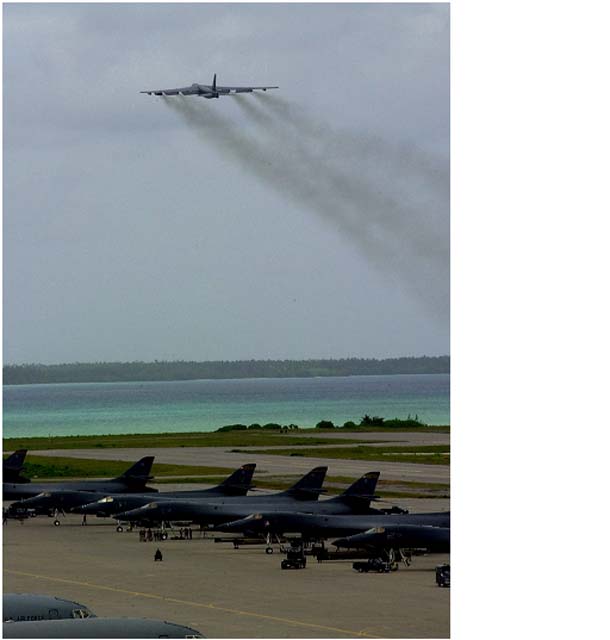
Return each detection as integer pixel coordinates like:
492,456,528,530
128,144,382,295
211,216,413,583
3,507,449,638
29,428,450,485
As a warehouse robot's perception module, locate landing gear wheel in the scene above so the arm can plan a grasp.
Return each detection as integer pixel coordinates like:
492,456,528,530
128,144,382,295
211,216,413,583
116,525,124,532
53,520,60,526
161,532,168,541
265,547,274,554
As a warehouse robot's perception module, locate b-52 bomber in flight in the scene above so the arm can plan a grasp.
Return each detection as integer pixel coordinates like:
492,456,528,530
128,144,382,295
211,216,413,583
141,73,278,98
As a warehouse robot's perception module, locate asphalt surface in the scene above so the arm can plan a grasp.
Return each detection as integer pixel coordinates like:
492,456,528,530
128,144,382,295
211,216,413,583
30,442,450,484
3,513,450,638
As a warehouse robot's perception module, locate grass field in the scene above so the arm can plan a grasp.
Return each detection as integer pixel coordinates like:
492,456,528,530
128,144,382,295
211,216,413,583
12,456,235,480
230,444,451,465
3,425,449,452
3,430,371,451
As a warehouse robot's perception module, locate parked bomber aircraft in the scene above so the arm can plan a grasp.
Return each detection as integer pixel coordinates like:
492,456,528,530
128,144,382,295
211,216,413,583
72,463,256,518
116,470,381,527
3,594,95,622
334,524,450,553
2,617,204,638
141,73,278,98
115,465,330,526
3,450,29,484
3,457,156,501
216,510,451,540
16,464,257,518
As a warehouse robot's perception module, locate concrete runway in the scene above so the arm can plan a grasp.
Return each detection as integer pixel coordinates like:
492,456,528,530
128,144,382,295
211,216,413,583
3,514,449,638
31,444,450,484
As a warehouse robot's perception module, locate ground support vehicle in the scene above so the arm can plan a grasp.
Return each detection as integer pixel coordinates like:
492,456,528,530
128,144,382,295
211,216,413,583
281,544,307,569
436,563,450,587
352,558,398,573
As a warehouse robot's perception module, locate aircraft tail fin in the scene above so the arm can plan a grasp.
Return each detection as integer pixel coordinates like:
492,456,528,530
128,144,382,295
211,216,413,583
116,456,155,485
3,449,30,483
3,449,27,472
282,466,327,500
334,471,380,506
218,463,256,495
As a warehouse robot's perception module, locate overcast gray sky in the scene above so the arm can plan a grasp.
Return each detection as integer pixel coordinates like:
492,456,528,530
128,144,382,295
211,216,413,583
3,2,449,364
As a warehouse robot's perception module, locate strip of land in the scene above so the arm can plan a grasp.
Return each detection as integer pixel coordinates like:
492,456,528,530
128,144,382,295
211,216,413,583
4,428,450,489
4,356,450,384
3,431,371,451
230,444,450,465
3,426,449,451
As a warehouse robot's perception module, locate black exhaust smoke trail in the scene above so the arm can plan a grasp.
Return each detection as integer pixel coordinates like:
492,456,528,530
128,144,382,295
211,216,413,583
251,93,449,276
236,96,447,266
164,96,393,276
163,96,448,318
239,95,448,317
256,93,449,196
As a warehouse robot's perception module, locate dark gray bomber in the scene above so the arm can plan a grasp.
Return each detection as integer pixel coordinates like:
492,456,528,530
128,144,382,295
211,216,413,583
3,456,157,502
15,464,256,517
141,73,278,98
217,510,450,540
116,469,381,526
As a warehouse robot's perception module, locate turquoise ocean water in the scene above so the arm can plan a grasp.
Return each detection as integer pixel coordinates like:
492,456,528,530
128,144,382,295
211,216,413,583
2,374,449,438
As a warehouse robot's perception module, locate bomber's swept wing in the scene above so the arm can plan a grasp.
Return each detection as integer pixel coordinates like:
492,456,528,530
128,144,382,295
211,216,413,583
141,73,278,98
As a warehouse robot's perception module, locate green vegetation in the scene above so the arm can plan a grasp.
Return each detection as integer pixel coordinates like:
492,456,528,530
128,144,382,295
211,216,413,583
231,444,451,465
216,422,299,432
215,414,449,434
14,456,232,480
314,415,430,430
3,430,368,452
3,356,449,385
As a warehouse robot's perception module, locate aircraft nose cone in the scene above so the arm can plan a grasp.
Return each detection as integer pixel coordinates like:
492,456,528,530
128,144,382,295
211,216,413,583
215,520,246,533
117,504,158,521
333,538,348,548
73,503,96,514
114,508,140,521
18,495,45,507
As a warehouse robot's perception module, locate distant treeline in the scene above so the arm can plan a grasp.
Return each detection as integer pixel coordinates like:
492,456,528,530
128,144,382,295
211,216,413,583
217,415,428,432
3,356,449,385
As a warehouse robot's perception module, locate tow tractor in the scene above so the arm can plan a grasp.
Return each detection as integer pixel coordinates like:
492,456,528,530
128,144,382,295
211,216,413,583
352,557,398,573
281,541,307,570
435,563,450,587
